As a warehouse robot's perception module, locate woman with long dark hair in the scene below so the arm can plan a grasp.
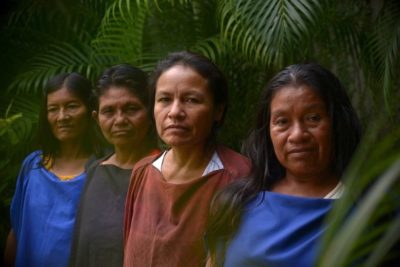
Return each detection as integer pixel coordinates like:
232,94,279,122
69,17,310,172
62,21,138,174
206,63,362,267
5,73,101,267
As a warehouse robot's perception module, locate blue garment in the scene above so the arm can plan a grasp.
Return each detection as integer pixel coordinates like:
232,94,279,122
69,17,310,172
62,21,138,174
224,191,334,267
10,151,87,267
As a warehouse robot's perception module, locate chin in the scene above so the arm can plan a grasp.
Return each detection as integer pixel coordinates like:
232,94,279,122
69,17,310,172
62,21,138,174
163,139,190,147
116,141,136,148
56,135,74,141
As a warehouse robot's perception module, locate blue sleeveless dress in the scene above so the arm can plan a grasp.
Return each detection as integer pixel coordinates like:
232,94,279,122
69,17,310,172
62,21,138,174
10,151,87,267
223,191,334,267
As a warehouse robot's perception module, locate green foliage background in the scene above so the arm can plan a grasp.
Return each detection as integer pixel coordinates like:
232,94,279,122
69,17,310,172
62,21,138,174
0,0,399,265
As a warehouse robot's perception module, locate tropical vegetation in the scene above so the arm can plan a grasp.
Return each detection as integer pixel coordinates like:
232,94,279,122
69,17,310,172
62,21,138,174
0,0,399,265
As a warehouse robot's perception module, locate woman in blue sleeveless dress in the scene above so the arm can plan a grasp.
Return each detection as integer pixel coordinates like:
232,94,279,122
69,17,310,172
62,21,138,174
206,63,362,267
4,73,101,267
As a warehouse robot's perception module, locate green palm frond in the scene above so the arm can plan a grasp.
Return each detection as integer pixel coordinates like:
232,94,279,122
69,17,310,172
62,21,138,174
135,0,191,10
191,35,228,63
0,95,39,157
92,0,147,64
1,0,399,262
0,0,110,94
6,0,101,44
218,0,322,67
317,1,365,60
318,118,400,267
80,0,114,16
142,0,218,55
364,214,400,267
364,1,400,113
7,43,99,94
0,113,23,144
318,159,400,266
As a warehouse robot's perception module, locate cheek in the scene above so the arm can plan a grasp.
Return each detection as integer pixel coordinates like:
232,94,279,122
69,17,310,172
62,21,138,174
270,130,280,149
135,115,151,132
153,110,164,131
197,109,216,128
270,131,286,161
320,133,333,161
98,118,111,133
98,115,115,132
317,125,332,152
76,109,89,123
47,114,56,125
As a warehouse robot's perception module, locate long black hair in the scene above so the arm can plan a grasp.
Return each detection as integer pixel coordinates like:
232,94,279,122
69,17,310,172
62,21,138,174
37,73,100,165
206,63,362,266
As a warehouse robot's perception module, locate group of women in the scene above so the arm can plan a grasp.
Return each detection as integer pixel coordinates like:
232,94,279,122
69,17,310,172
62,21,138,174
4,51,361,267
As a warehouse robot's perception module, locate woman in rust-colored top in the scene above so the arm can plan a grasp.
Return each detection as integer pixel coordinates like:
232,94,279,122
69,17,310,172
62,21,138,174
124,51,250,267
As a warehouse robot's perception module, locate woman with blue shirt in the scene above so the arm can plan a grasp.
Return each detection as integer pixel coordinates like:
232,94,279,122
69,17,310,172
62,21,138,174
206,63,362,267
4,73,101,267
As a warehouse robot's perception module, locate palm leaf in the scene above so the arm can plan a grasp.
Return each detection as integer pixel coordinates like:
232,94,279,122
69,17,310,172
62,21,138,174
7,43,102,94
92,0,147,64
0,95,39,162
364,0,400,113
218,0,322,67
318,117,400,266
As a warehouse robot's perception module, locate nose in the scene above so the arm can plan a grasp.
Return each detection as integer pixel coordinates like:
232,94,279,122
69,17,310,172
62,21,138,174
114,111,127,125
288,122,309,143
168,100,185,120
57,108,70,121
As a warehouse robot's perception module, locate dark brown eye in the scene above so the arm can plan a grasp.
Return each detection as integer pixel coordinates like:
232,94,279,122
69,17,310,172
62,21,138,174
306,114,321,122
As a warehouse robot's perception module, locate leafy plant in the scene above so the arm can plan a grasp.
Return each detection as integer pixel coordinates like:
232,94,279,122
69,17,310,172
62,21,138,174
0,0,399,265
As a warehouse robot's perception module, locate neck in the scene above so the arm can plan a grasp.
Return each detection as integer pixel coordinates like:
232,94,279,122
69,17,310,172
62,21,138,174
102,139,154,169
57,141,89,159
109,144,152,169
272,172,339,198
49,141,90,179
162,143,216,183
171,142,215,168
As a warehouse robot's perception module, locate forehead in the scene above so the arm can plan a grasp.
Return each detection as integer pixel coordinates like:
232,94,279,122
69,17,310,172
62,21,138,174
99,86,143,105
270,85,326,111
156,65,210,94
47,87,83,104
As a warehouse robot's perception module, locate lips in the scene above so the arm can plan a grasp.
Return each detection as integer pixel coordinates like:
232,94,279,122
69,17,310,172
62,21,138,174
57,125,73,130
165,125,189,131
288,147,315,155
111,129,131,136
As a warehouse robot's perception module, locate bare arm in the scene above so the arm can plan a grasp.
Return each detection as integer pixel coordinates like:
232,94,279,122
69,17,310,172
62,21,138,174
4,229,16,267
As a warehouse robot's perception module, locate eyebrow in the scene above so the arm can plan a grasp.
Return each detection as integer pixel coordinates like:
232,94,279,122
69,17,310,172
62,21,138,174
271,103,326,113
155,90,171,96
155,89,205,96
270,110,286,117
47,99,80,105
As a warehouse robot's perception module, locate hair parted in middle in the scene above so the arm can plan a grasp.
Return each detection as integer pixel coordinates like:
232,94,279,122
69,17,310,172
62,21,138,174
205,62,362,267
94,63,149,111
149,50,229,142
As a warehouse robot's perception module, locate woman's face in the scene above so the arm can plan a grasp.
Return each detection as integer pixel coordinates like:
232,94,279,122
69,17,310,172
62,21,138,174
154,65,224,148
95,86,150,148
269,85,333,179
47,87,89,142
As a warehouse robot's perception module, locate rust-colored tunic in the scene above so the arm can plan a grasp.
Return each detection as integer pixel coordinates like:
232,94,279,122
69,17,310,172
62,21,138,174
124,146,250,267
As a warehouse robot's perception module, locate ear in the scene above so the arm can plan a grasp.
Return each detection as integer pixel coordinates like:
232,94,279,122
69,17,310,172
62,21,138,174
92,110,99,125
213,104,225,123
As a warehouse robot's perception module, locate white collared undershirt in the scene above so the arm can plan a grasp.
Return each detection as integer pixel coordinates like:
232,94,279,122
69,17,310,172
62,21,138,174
153,151,344,198
152,150,224,176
